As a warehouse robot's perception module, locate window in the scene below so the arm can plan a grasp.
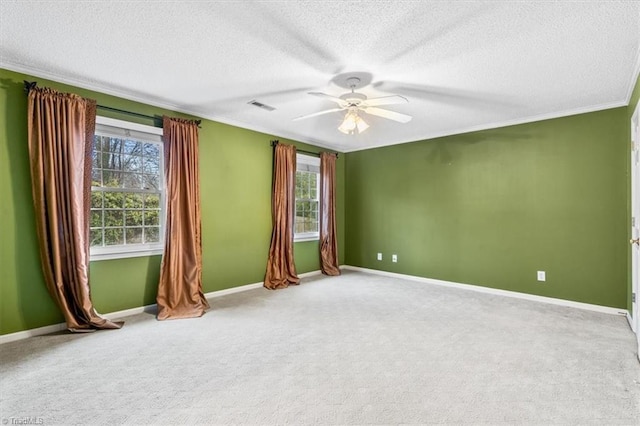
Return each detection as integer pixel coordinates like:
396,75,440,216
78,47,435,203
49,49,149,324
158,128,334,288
90,116,165,260
295,153,320,241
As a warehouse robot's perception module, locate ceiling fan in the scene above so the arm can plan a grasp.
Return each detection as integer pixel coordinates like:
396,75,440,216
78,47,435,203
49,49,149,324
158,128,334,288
293,77,412,134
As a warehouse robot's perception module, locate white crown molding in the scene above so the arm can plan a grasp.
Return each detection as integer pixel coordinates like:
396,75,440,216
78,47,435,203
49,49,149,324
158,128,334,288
342,265,628,316
3,61,184,114
0,270,322,344
341,100,628,153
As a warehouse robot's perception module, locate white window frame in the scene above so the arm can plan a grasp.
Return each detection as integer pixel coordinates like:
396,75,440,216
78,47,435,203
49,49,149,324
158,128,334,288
294,153,320,242
90,116,165,261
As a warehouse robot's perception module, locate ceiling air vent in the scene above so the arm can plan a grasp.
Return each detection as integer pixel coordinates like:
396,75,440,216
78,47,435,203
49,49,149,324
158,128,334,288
247,100,276,111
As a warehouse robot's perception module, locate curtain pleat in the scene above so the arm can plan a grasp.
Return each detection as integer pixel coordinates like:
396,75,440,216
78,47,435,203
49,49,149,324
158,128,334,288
156,116,209,320
320,152,340,276
264,144,300,289
27,86,123,332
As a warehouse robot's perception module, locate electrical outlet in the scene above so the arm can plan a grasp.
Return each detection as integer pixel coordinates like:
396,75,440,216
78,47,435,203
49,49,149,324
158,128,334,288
537,271,546,282
377,253,382,261
392,254,398,263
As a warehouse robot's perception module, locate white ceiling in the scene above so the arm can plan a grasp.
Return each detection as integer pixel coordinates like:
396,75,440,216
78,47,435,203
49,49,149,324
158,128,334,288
1,1,639,152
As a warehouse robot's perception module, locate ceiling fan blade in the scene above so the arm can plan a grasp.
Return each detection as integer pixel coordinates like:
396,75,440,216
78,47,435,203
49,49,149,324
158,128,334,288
376,81,516,109
308,92,348,106
362,107,412,123
293,107,344,121
361,95,408,107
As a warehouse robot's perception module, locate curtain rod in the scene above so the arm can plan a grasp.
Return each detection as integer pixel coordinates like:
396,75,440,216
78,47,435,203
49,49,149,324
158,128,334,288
270,140,339,158
23,81,201,128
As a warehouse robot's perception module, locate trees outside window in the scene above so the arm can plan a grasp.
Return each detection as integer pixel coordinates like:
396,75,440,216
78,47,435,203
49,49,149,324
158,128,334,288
90,117,165,260
295,154,320,241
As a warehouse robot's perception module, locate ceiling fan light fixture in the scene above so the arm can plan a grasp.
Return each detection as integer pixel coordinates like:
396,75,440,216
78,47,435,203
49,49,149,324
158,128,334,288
338,111,368,135
356,116,369,133
338,111,357,133
337,122,352,134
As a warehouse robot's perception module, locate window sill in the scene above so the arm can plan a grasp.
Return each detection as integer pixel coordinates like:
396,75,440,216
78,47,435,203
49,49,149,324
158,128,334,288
90,247,163,262
294,235,319,243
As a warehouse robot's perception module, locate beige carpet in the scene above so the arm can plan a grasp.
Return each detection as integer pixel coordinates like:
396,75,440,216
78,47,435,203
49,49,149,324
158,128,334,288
1,270,639,425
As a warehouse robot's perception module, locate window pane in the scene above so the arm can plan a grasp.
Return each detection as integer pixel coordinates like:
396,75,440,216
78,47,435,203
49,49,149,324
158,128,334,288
124,140,141,156
93,136,102,152
302,173,311,198
90,210,102,227
144,227,160,243
104,210,124,227
122,172,143,189
123,154,142,173
104,228,124,245
305,218,318,233
103,152,123,171
124,193,143,209
126,227,143,244
90,229,103,247
310,201,319,213
91,192,103,209
92,150,101,169
104,192,124,209
102,171,122,187
91,168,102,187
144,174,159,191
125,210,143,227
143,155,159,174
145,210,160,226
295,173,302,198
102,138,123,154
145,144,159,159
297,172,304,195
144,194,160,209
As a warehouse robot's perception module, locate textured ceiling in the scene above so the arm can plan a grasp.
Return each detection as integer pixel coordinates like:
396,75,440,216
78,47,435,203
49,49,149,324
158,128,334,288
1,1,639,152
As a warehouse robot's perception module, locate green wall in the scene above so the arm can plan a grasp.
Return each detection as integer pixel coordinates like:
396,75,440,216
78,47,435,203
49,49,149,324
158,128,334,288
0,68,345,335
345,108,628,308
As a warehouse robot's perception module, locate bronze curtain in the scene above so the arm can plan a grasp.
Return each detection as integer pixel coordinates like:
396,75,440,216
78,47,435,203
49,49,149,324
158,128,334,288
27,86,122,332
156,117,209,320
264,143,300,289
320,152,340,275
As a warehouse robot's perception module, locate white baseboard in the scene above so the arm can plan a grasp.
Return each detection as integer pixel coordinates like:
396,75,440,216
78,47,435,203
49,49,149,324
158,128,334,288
342,265,628,316
205,282,263,299
0,270,321,345
10,267,621,343
103,279,269,320
0,323,68,345
627,312,637,333
298,270,323,279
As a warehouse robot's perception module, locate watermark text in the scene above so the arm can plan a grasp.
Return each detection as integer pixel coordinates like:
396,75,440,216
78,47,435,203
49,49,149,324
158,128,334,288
2,417,44,425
